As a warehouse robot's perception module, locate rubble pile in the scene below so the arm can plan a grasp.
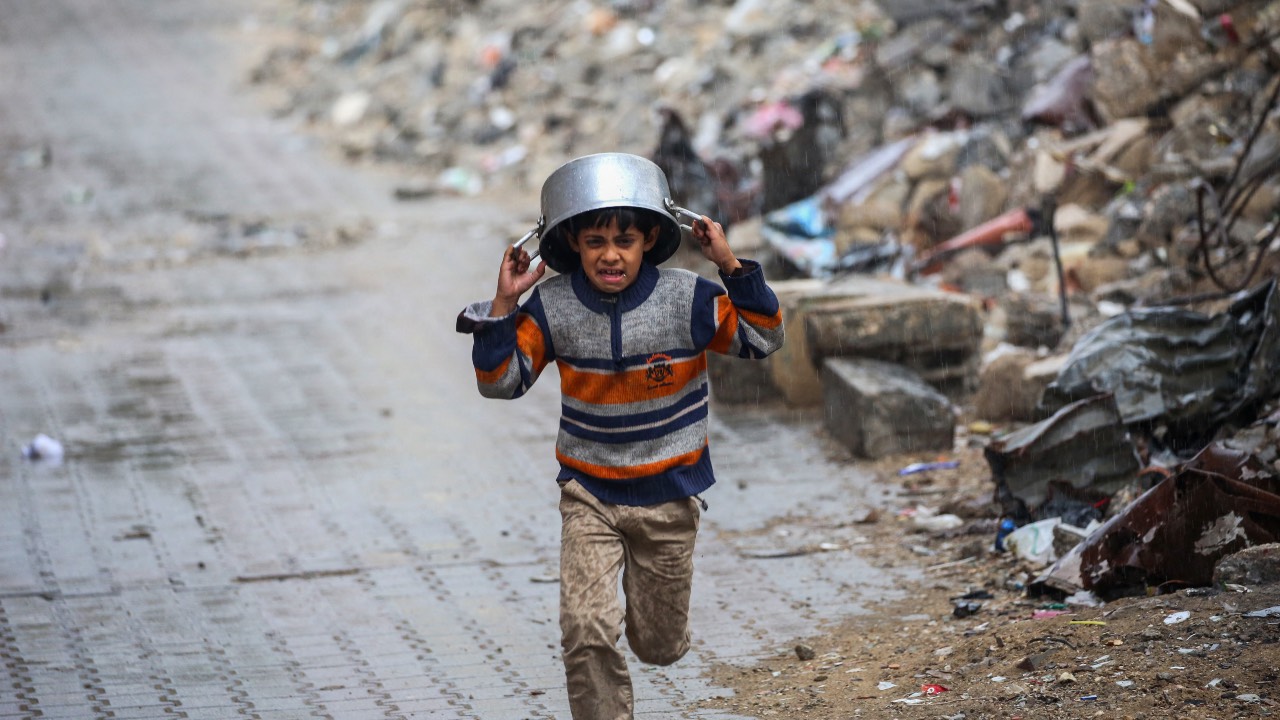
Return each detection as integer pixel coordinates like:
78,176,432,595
252,0,1280,601
252,0,1280,296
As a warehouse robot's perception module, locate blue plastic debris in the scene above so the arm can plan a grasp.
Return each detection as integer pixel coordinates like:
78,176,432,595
994,518,1017,552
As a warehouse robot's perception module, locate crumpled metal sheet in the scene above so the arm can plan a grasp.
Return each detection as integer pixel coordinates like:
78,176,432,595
1038,279,1280,451
987,393,1141,522
1036,444,1280,598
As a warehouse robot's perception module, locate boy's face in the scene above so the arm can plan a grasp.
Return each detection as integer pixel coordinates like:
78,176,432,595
567,217,658,294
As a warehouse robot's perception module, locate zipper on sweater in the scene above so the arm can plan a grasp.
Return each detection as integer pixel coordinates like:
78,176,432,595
603,295,623,370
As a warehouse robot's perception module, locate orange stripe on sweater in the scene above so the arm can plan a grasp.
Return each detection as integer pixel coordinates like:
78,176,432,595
559,355,707,405
556,443,707,480
739,306,783,330
516,314,548,372
475,356,512,385
707,296,739,354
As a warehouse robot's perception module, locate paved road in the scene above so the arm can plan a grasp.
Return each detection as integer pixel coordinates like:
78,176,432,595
0,2,913,718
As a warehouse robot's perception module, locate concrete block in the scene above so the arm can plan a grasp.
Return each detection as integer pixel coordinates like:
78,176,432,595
708,352,779,404
762,278,828,406
821,357,955,459
769,275,983,405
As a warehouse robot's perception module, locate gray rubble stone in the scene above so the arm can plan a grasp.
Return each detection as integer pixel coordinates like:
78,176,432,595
1077,0,1134,45
1214,543,1280,587
821,357,955,459
975,347,1040,421
947,56,1015,117
1091,38,1162,122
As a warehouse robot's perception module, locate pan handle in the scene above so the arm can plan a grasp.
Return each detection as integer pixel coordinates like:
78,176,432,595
512,221,543,260
664,198,705,232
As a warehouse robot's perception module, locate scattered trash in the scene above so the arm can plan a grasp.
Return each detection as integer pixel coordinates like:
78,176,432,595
899,460,960,475
1244,606,1280,618
1004,518,1062,566
922,683,949,695
436,167,483,196
994,518,1017,551
877,681,897,690
1079,694,1098,701
1063,590,1103,607
1164,611,1191,625
21,434,64,464
1067,620,1106,626
1032,609,1071,619
759,196,837,277
953,602,982,618
910,506,966,532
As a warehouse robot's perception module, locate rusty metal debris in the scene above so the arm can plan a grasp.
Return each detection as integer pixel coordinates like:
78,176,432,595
1035,444,1280,598
987,393,1141,524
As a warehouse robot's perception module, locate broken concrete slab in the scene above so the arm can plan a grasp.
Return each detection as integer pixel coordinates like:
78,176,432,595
987,393,1141,522
770,275,983,406
762,274,983,404
821,357,955,459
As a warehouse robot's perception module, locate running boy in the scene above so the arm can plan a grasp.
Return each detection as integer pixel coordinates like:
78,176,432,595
457,154,783,720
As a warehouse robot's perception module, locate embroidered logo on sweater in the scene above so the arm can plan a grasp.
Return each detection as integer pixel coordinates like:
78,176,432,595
645,353,675,389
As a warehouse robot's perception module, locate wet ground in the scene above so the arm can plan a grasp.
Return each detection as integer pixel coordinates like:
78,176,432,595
0,2,918,718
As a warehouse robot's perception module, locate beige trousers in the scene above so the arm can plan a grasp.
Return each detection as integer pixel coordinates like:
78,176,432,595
558,480,701,720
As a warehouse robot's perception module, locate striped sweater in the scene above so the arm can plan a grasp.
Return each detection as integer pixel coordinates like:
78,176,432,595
462,260,783,506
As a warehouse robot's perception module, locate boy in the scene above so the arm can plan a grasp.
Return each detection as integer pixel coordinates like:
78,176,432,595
458,161,783,720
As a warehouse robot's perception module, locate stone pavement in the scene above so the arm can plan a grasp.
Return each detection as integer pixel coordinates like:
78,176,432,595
0,2,915,718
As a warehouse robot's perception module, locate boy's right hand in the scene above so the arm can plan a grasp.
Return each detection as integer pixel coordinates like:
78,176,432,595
491,245,546,317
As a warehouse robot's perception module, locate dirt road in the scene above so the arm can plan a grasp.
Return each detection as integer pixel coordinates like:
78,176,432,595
0,2,915,718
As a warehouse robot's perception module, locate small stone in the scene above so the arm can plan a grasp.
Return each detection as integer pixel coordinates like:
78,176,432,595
1018,651,1055,672
795,643,816,661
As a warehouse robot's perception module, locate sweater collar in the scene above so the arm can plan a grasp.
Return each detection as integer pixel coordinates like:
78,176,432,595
571,261,659,313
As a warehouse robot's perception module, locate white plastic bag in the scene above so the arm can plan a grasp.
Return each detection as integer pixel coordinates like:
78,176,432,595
1003,518,1061,566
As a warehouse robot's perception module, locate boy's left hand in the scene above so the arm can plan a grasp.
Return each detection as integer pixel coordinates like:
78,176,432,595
691,216,742,276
